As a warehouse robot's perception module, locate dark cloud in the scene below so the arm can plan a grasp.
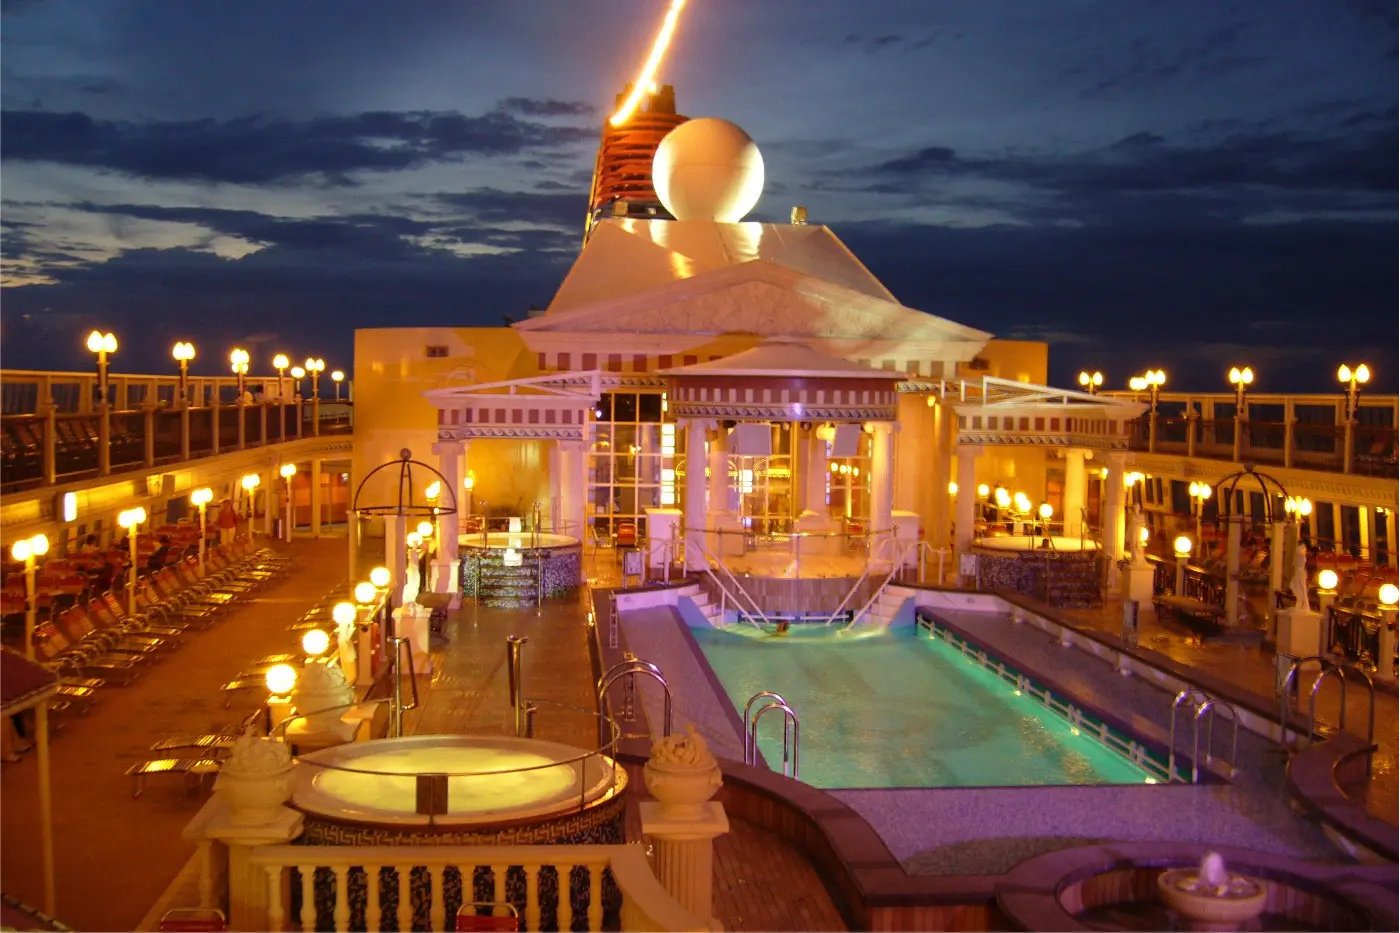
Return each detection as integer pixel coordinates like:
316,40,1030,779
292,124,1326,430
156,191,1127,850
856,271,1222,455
435,187,585,230
499,97,596,117
0,108,595,185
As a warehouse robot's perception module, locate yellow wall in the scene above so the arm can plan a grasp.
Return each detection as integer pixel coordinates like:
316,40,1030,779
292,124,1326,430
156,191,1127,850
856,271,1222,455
957,339,1049,384
351,327,540,528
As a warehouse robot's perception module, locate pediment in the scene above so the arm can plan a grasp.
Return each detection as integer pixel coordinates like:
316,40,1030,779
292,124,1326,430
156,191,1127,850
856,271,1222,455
516,262,990,345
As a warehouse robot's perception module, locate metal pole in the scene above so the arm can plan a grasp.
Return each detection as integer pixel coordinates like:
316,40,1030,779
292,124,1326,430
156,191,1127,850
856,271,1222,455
198,505,208,575
23,560,37,660
37,701,55,914
506,635,528,737
391,638,403,737
129,524,140,618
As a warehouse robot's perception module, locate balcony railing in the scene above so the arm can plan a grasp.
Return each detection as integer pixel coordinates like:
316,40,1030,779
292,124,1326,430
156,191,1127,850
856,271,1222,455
1,369,352,492
1106,391,1397,478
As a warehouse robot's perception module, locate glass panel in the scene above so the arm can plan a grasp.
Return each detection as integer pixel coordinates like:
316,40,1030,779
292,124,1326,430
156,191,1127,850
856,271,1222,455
639,394,663,422
614,393,638,422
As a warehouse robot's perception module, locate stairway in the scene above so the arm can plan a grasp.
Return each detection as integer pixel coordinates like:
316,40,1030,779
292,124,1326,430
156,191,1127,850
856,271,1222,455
679,581,723,627
465,551,542,608
851,584,916,627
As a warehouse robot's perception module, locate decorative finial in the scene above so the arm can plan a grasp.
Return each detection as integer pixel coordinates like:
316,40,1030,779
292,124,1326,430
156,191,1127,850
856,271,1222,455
400,448,413,460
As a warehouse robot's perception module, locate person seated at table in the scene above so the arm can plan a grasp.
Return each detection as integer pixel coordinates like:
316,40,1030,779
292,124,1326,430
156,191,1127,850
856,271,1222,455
78,534,101,554
146,537,173,572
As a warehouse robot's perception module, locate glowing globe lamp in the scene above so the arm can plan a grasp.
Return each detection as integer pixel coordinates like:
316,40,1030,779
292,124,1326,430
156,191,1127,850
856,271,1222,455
354,582,377,604
265,663,297,696
332,602,357,626
1173,535,1193,557
302,629,331,657
1317,569,1339,592
369,567,390,588
1379,583,1398,607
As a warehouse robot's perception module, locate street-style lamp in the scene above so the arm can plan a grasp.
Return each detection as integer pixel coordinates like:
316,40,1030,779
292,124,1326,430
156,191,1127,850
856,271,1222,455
1173,534,1193,596
1338,364,1371,420
171,341,196,400
331,370,345,400
304,358,326,400
86,330,118,402
1228,366,1255,461
240,473,261,537
190,487,214,574
10,534,50,660
290,366,306,399
279,463,297,543
1078,371,1104,395
273,353,290,400
116,507,147,618
230,348,251,397
1188,481,1212,558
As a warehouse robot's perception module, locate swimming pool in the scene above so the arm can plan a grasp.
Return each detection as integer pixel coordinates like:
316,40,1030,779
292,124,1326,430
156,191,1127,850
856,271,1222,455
688,622,1153,789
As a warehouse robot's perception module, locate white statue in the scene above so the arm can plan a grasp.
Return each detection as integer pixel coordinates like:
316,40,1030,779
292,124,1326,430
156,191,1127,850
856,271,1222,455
1289,543,1310,610
1126,504,1147,565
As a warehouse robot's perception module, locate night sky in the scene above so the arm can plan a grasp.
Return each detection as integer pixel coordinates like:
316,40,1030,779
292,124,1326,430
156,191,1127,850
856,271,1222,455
2,0,1395,392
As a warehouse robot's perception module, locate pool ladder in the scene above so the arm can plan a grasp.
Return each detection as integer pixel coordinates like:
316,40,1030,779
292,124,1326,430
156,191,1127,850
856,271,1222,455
744,692,800,779
596,656,673,748
1167,689,1240,783
1278,655,1376,750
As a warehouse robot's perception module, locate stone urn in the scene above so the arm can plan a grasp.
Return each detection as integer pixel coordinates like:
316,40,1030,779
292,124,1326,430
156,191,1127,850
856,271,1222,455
290,659,355,732
643,725,723,820
214,729,296,825
1158,852,1267,932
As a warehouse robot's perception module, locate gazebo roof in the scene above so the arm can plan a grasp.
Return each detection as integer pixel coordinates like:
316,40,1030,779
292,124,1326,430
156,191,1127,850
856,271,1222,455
660,339,897,381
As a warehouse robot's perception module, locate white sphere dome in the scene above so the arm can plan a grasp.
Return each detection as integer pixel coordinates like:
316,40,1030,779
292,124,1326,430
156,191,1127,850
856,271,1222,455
652,118,764,223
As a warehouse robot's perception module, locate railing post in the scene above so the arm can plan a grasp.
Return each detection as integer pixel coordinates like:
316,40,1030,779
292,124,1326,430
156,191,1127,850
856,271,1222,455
1343,418,1356,475
259,402,268,446
295,400,304,439
142,402,157,468
98,400,112,476
197,802,303,933
312,396,320,437
1185,407,1198,458
237,399,247,450
39,403,57,486
640,731,728,928
180,400,192,462
209,394,221,456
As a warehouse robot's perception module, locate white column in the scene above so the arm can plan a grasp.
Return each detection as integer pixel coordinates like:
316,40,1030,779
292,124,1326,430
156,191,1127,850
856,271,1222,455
1386,509,1398,566
262,485,274,536
200,802,304,933
1062,449,1086,540
309,458,323,537
548,442,562,531
684,419,712,570
870,422,895,533
707,425,729,515
1101,451,1126,566
1357,505,1373,561
458,439,473,521
560,441,587,543
805,430,828,514
432,442,462,599
1268,521,1289,597
953,444,979,556
386,514,406,606
641,802,729,927
346,467,358,581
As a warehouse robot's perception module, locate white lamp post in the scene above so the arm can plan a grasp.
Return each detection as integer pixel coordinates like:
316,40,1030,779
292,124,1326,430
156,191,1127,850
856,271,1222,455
304,358,326,400
1228,365,1255,461
11,534,50,660
331,370,345,401
279,463,297,542
1188,481,1212,559
272,353,290,399
241,473,261,538
116,507,147,617
1173,534,1192,597
190,487,213,574
230,348,250,398
1377,582,1397,685
1077,370,1104,395
171,341,196,402
86,330,118,401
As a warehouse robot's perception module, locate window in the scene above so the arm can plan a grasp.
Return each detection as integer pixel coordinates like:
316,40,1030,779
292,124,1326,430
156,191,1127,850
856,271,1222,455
588,391,677,539
425,345,448,358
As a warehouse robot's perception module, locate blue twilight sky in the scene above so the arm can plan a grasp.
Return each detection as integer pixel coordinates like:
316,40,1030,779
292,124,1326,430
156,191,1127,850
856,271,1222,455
1,0,1395,390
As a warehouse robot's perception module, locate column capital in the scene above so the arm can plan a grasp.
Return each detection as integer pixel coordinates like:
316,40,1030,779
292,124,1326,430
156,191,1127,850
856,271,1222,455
955,443,983,458
430,441,461,457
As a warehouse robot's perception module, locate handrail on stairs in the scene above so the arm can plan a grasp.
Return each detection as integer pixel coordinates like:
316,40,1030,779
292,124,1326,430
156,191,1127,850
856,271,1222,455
682,529,769,630
820,534,903,626
841,542,920,631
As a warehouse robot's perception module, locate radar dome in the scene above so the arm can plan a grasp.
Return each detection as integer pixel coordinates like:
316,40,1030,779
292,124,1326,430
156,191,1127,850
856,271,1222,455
652,118,764,222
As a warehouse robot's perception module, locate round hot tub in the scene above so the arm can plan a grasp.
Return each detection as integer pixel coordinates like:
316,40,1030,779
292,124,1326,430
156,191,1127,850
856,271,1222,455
292,734,627,845
459,533,582,606
972,535,1103,609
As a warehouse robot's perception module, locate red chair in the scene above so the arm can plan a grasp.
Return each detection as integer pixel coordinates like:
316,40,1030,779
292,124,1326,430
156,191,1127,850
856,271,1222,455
614,522,638,549
454,903,521,932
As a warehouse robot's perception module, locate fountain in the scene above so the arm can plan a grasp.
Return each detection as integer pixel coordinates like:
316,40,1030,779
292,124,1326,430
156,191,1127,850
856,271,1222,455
1157,851,1266,932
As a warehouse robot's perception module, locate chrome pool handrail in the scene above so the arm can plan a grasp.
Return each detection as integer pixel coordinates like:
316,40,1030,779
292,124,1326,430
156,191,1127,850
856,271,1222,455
1191,697,1240,783
1278,654,1331,744
1167,688,1210,782
596,658,672,746
748,698,799,779
742,691,786,764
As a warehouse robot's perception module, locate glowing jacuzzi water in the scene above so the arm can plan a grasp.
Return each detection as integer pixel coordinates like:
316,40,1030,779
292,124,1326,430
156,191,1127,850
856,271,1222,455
458,533,583,606
293,735,625,840
973,534,1099,553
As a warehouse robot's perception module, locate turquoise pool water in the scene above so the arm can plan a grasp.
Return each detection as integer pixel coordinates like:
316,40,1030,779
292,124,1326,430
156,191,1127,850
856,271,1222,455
689,623,1151,789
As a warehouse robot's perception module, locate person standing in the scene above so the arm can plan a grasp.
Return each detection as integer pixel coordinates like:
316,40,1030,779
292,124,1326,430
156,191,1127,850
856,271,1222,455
217,498,239,545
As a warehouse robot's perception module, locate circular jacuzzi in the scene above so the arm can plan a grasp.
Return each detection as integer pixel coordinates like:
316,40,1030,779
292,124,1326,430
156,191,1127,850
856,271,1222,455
458,533,583,606
292,735,627,845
